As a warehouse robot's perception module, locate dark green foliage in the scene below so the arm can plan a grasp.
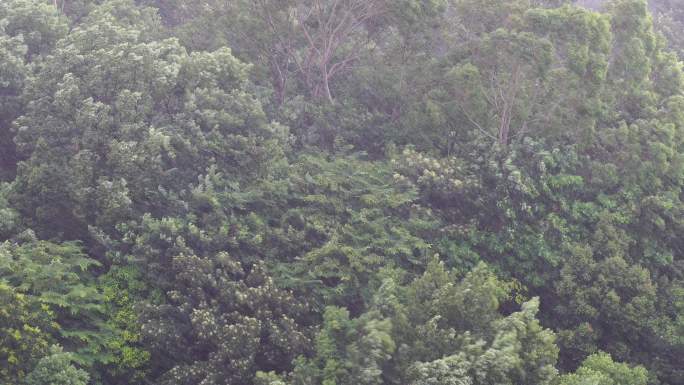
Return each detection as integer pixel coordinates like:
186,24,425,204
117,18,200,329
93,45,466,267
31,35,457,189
12,0,287,239
139,254,310,385
264,154,440,309
0,0,68,181
553,244,658,367
0,32,26,182
1,0,683,384
0,183,20,238
287,306,395,385
0,0,68,59
266,260,559,385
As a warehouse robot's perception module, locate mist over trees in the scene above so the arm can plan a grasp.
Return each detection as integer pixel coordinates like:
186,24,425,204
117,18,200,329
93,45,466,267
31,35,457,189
0,1,683,384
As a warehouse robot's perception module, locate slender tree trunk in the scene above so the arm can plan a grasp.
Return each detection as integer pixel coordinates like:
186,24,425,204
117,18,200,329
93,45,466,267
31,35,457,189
322,63,333,103
271,62,287,106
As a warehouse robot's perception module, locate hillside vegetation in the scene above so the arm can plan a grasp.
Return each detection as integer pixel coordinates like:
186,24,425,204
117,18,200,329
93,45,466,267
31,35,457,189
0,0,683,384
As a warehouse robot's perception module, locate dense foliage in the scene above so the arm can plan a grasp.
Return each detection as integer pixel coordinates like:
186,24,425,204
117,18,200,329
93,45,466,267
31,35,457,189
0,0,682,384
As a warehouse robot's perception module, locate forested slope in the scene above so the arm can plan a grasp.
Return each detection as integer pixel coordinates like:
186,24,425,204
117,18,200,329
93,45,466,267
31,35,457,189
0,1,683,384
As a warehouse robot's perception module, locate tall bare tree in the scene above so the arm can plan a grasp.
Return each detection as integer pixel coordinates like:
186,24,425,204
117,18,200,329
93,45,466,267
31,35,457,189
224,0,387,104
293,0,387,102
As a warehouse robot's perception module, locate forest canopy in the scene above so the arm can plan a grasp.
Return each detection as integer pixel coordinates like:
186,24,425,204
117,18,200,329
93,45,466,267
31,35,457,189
0,0,683,384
